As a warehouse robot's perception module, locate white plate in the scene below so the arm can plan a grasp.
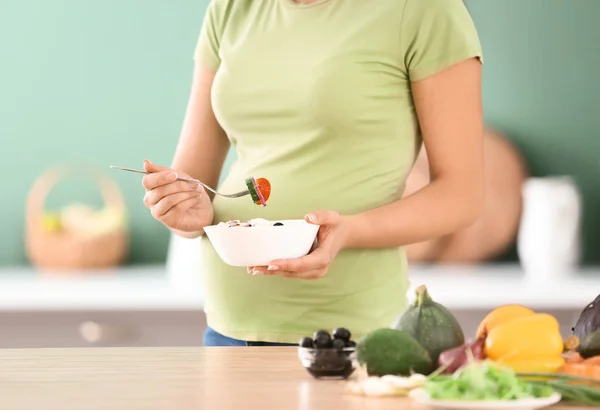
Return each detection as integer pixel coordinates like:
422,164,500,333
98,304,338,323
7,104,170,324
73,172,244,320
410,389,561,410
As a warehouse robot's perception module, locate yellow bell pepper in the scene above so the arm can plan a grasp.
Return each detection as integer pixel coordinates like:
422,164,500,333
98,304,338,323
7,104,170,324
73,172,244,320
496,355,566,373
476,304,536,339
485,313,564,361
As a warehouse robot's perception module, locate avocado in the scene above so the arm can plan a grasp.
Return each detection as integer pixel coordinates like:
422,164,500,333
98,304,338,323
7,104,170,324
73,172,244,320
356,328,433,376
578,330,600,359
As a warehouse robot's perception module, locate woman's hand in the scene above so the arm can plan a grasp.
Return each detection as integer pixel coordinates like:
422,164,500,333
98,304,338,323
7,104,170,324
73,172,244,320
248,211,352,279
141,159,214,233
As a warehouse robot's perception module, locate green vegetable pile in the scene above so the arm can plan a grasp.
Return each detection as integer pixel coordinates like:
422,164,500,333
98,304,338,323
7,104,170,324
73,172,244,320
422,360,600,406
424,360,554,401
519,372,600,406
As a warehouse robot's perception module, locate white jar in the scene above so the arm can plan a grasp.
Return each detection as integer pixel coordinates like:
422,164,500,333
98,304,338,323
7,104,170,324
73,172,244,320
517,176,582,281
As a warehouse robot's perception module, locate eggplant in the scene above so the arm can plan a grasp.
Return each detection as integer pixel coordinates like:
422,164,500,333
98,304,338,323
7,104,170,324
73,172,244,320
572,293,600,340
437,338,486,374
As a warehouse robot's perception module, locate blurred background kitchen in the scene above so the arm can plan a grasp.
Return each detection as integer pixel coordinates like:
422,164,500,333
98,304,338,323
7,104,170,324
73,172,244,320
0,0,598,348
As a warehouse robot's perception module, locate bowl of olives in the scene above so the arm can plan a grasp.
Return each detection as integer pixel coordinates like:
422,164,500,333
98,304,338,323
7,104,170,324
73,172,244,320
297,328,357,379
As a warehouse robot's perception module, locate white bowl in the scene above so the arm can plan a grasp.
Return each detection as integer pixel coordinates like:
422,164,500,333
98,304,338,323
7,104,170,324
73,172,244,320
203,219,320,267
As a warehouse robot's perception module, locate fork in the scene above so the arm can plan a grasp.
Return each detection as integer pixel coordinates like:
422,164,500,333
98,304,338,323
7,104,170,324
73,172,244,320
109,166,250,198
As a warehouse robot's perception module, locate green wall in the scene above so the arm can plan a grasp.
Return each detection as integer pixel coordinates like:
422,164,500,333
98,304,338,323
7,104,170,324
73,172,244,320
1,0,215,265
2,0,599,266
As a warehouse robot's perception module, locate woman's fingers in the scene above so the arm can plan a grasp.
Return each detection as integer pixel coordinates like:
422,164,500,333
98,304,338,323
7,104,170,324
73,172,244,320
152,191,201,219
157,196,201,229
142,170,178,191
142,160,183,191
144,181,202,206
268,249,331,273
245,249,331,279
154,196,201,229
143,159,170,173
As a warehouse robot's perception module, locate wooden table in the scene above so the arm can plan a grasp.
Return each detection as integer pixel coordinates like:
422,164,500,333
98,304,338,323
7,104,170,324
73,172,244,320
0,347,588,409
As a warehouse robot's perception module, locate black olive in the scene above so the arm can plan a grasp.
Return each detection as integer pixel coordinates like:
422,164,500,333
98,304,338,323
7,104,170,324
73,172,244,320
332,338,346,350
332,328,351,341
313,329,330,339
273,222,284,226
346,340,357,348
314,336,333,349
313,330,332,348
299,337,314,348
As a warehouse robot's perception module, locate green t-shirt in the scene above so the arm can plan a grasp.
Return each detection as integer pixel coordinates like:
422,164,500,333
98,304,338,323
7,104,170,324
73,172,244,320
195,0,482,343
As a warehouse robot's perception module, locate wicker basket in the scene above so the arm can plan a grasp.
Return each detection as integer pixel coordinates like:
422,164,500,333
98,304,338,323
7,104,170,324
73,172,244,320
25,165,129,271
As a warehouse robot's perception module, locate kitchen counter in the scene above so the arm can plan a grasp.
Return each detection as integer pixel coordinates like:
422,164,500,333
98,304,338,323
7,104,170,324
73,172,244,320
0,263,595,348
0,347,589,409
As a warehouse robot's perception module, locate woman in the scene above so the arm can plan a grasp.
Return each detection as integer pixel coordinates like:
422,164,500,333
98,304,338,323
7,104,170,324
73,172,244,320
142,0,484,346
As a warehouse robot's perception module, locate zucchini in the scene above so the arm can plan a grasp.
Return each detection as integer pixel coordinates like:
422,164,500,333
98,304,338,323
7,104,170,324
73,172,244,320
244,176,266,206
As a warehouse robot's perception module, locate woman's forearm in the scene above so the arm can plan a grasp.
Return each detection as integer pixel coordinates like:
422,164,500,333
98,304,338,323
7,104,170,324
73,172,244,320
344,176,484,249
168,64,230,240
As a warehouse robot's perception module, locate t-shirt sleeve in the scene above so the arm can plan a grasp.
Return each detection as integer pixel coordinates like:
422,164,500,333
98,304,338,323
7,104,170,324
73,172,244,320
400,0,483,82
193,0,222,71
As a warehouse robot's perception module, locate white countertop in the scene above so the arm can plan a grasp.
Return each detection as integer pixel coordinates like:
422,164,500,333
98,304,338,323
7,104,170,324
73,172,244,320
406,264,600,310
0,263,597,311
0,265,203,311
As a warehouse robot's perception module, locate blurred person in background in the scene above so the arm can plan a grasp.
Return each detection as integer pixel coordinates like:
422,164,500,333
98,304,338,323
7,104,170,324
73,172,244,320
404,128,528,263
